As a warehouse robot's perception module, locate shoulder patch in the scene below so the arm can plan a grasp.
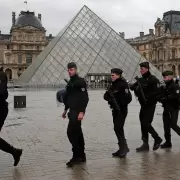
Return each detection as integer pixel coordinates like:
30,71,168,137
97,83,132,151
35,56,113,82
81,88,85,92
125,89,129,93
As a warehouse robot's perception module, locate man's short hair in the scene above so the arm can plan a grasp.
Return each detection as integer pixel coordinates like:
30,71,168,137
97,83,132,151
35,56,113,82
67,62,77,69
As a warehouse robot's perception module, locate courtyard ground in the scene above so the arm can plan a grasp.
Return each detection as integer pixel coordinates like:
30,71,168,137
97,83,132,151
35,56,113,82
0,90,180,180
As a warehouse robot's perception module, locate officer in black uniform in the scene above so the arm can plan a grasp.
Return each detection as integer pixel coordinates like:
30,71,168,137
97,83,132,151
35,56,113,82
0,67,22,166
104,68,132,158
62,62,89,167
130,62,162,152
159,70,180,148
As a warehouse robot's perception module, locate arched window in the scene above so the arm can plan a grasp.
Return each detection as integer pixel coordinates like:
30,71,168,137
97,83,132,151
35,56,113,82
158,50,160,61
172,65,176,75
164,51,166,60
159,64,163,72
18,54,22,64
172,49,176,59
5,68,12,80
26,54,32,65
178,65,180,76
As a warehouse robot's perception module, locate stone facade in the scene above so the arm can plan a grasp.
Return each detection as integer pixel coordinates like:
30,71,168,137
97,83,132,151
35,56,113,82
125,11,180,76
0,11,54,81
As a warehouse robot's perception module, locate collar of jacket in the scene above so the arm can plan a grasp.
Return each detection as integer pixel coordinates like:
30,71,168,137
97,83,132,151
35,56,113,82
142,71,151,79
112,77,123,85
70,74,78,82
165,79,174,87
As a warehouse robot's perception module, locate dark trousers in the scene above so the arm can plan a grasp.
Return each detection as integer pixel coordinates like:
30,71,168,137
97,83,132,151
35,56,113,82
67,110,85,157
163,108,180,143
112,109,128,146
139,105,160,143
0,102,14,154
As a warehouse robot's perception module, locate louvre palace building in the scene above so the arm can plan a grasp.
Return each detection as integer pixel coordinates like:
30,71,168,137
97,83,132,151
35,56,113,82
0,10,54,81
126,10,180,77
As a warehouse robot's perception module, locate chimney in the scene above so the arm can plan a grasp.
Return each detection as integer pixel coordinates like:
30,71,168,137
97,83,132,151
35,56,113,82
119,32,125,39
38,13,42,21
12,12,16,26
140,32,144,37
149,29,154,35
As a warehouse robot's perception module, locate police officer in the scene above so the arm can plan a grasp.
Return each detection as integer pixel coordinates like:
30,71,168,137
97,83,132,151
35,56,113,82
130,62,162,152
159,70,180,148
104,68,132,158
62,62,89,167
0,67,22,166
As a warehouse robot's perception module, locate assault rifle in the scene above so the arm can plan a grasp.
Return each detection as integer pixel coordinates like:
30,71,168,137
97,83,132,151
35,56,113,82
64,79,69,84
107,84,121,112
134,76,147,104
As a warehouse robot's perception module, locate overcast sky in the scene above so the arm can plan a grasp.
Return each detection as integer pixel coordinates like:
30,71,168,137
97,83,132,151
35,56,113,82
0,0,179,38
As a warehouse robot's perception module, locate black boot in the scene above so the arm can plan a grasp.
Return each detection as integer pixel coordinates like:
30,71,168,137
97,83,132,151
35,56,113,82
112,143,120,157
161,142,172,149
119,140,130,158
12,148,23,166
66,154,86,167
153,137,162,151
112,150,120,157
80,153,86,162
136,142,149,152
0,138,22,166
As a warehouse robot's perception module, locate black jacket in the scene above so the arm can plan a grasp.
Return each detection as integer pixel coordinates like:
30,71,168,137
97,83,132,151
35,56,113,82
159,80,179,109
130,71,160,106
64,75,89,113
0,70,8,103
104,78,131,111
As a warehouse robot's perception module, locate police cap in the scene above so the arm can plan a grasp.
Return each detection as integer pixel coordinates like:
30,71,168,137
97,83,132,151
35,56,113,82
67,62,77,69
139,62,149,69
111,68,123,75
56,88,67,103
162,70,173,77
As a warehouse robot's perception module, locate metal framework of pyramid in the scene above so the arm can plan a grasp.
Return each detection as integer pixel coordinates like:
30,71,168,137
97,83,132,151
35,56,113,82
16,5,162,86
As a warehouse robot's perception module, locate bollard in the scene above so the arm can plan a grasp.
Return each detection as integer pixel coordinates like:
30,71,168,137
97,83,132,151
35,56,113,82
14,95,26,108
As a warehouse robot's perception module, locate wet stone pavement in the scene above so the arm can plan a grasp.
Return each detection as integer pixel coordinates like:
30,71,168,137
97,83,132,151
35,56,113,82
1,90,180,180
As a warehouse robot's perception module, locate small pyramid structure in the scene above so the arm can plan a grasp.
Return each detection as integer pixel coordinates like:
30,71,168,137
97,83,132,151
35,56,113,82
16,5,162,86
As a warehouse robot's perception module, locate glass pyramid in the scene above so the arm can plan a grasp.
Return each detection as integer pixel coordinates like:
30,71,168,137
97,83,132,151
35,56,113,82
16,5,162,87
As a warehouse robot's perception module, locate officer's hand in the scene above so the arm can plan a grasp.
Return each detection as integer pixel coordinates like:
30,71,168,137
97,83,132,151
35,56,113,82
62,111,67,119
78,112,84,121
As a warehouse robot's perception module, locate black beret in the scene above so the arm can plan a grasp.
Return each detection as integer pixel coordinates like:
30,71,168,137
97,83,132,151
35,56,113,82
111,68,123,75
162,70,173,77
67,62,77,69
139,62,149,69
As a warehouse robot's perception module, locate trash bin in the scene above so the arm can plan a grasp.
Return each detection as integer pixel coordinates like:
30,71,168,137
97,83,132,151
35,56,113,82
14,95,26,108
